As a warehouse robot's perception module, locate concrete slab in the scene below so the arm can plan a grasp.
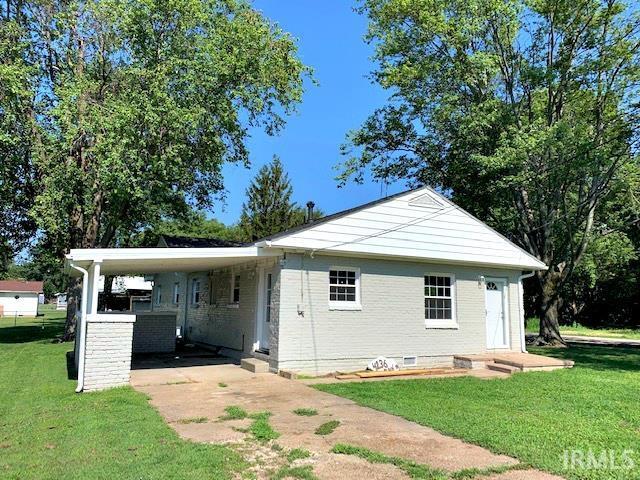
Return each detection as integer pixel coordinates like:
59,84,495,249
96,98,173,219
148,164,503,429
313,453,411,480
130,359,561,479
453,353,574,373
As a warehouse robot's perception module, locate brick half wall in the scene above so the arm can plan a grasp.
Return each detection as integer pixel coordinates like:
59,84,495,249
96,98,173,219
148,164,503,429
132,312,176,353
83,314,135,392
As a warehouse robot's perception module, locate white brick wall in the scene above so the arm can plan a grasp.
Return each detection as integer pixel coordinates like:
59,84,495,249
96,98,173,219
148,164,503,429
187,269,251,351
150,272,187,329
185,260,280,357
277,253,524,375
132,313,176,353
83,317,134,391
267,266,281,371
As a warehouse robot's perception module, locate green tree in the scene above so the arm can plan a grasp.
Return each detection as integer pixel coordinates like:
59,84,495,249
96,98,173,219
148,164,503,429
240,156,321,240
341,0,640,345
0,18,37,275
132,211,243,247
1,0,309,338
4,236,69,299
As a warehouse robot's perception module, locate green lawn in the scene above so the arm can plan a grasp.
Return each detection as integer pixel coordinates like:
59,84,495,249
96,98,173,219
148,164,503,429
0,305,245,480
316,345,640,480
526,317,640,340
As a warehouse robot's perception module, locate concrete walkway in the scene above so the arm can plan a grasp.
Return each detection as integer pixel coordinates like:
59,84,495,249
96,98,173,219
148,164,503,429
563,335,640,347
131,360,562,480
526,333,640,347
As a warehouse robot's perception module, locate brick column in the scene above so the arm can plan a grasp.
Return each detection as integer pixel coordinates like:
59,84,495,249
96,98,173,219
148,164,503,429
82,313,136,392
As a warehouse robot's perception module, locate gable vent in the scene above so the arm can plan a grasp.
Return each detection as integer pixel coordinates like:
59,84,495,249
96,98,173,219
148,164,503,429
409,193,444,209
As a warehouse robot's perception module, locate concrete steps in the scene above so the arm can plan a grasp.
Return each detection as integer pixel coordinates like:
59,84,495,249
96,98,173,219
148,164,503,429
453,352,574,376
486,362,521,374
241,357,270,373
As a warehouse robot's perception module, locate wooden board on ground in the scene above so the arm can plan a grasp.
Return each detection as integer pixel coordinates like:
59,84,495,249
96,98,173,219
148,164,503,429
355,368,450,378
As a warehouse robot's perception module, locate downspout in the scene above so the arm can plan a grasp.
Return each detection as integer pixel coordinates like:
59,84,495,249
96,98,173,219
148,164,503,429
70,262,89,393
518,271,535,353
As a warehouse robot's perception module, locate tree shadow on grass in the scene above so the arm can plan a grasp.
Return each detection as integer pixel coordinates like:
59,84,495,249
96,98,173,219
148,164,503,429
532,344,640,373
0,321,65,344
66,351,78,380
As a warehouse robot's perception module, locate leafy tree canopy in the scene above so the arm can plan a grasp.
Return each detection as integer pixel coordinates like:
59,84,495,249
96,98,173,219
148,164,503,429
341,0,640,344
1,0,310,252
132,211,243,246
1,0,310,338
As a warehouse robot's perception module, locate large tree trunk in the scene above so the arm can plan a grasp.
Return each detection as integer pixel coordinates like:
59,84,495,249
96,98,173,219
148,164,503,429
532,271,567,346
62,276,82,342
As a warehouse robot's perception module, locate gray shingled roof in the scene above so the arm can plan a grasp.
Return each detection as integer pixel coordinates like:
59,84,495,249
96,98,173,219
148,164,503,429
159,235,247,248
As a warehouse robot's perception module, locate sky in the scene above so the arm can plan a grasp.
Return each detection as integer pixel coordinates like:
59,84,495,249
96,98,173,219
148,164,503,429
214,1,405,224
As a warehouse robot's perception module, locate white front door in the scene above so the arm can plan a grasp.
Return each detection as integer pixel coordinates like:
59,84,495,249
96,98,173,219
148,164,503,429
485,278,509,349
259,269,273,351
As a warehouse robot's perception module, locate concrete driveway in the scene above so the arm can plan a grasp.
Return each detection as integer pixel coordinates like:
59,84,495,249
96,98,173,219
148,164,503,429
131,359,562,480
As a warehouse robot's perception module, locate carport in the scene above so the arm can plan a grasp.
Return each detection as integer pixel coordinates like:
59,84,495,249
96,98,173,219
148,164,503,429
66,246,279,392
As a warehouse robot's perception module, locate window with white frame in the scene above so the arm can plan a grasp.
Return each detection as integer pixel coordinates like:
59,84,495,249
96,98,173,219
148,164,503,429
173,282,180,304
154,286,162,306
231,274,240,304
424,274,456,327
329,268,361,309
191,278,201,304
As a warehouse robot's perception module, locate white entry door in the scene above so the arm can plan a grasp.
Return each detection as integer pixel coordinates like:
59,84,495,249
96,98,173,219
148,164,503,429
485,278,509,349
259,269,273,352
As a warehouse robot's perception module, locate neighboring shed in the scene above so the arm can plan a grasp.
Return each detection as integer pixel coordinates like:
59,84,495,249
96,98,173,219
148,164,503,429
0,280,44,317
55,292,68,310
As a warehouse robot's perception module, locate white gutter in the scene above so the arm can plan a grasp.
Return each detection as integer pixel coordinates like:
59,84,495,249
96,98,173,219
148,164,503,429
518,271,536,353
69,262,89,393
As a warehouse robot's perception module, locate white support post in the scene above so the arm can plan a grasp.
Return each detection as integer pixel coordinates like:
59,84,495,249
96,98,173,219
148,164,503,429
88,261,102,314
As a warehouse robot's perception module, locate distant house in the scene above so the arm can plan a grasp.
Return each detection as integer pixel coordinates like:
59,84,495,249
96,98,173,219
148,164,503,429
0,280,44,317
98,276,153,312
55,293,68,310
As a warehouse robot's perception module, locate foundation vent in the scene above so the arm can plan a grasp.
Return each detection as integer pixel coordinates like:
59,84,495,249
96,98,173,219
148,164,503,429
403,356,417,367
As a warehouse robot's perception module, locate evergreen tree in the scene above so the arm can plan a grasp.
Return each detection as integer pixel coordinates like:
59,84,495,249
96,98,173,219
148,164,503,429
240,157,309,240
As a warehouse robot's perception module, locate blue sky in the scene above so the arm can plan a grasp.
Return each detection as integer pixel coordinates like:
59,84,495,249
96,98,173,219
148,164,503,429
214,1,405,224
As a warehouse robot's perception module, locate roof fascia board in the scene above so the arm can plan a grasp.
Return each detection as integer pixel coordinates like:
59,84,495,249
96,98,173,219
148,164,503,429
66,246,277,262
274,246,547,271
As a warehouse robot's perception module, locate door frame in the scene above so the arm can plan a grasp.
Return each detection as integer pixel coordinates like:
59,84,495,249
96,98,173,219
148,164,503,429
254,266,271,354
484,277,510,349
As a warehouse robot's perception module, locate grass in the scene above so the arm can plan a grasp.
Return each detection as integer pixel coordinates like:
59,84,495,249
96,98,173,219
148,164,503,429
287,448,311,462
219,405,280,442
176,417,208,424
218,382,228,388
220,405,249,420
332,444,448,479
272,465,317,480
0,305,245,479
248,412,280,442
317,344,640,480
314,420,340,436
292,408,318,416
526,317,640,340
332,444,527,480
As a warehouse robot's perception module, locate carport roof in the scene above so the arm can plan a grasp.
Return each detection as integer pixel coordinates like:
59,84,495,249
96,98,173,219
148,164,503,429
66,246,279,275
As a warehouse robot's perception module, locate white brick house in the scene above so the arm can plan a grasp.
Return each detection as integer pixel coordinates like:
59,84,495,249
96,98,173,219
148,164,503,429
66,186,546,391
